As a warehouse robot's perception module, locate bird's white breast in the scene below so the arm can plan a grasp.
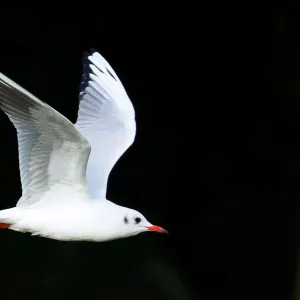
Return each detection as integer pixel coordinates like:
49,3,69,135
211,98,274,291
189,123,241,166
9,197,127,242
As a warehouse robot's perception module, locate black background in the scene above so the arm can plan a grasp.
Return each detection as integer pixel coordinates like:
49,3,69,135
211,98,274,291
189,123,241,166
0,3,297,300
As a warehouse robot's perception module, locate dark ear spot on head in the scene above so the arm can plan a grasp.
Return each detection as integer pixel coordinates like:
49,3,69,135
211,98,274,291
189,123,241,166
124,216,128,224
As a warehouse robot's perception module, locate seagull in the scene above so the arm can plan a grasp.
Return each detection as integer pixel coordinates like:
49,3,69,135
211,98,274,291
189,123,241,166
0,49,168,242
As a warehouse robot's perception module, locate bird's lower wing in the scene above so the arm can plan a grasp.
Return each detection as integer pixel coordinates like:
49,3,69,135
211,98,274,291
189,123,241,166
0,73,91,208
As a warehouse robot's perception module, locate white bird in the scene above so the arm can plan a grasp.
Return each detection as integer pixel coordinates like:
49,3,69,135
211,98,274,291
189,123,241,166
0,49,167,242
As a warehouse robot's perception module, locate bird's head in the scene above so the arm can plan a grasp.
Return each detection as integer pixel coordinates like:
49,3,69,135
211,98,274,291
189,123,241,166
121,209,168,238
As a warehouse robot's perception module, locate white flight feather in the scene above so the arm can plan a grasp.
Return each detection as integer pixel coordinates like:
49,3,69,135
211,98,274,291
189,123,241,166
75,51,136,200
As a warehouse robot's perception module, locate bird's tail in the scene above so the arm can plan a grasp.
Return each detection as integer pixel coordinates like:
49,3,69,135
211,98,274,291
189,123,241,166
0,208,20,229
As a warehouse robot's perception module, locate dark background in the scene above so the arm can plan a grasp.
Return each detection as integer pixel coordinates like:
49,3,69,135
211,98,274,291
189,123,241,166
0,3,297,300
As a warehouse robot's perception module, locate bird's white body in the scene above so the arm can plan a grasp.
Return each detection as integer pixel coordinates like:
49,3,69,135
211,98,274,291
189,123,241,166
0,199,139,242
0,49,167,242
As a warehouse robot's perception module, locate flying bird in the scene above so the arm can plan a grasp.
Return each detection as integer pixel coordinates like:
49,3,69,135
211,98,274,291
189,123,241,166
0,49,168,242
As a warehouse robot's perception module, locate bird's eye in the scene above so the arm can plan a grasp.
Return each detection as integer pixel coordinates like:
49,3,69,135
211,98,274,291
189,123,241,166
124,216,128,224
134,217,141,224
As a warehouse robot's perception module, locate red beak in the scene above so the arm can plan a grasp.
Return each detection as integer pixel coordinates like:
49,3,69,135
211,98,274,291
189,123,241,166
147,225,168,234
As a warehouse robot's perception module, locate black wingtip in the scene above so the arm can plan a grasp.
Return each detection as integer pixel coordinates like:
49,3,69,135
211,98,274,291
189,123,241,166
80,63,91,93
89,48,97,54
83,48,97,61
79,81,89,94
82,64,90,75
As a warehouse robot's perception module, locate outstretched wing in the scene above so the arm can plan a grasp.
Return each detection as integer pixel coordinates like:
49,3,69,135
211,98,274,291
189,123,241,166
0,73,91,208
75,50,136,200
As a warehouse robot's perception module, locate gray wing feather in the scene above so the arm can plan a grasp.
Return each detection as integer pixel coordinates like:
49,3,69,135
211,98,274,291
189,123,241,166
0,73,91,207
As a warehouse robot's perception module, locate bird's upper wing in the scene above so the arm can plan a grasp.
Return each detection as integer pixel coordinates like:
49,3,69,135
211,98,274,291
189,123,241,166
75,50,136,200
0,73,91,208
